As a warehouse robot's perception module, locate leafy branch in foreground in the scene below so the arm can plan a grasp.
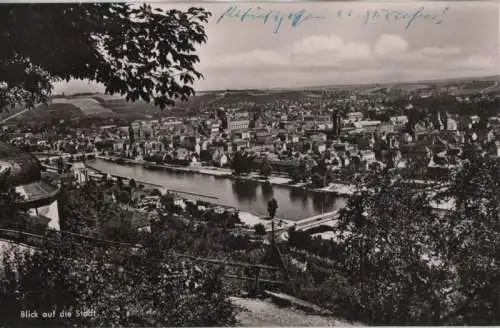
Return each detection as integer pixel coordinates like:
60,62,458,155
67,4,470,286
0,3,211,110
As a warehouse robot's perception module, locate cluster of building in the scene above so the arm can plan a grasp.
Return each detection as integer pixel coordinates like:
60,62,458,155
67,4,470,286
0,84,499,238
1,90,499,186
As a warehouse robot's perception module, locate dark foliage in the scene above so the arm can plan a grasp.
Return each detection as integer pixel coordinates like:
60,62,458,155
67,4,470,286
230,151,255,176
0,242,238,327
285,156,500,325
0,4,211,110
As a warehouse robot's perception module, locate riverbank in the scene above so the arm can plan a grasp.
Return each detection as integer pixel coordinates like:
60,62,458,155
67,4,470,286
86,162,297,229
95,156,356,197
86,165,166,190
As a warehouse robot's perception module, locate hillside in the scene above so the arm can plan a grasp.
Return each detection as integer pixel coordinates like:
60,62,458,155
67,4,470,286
7,102,86,125
6,95,175,126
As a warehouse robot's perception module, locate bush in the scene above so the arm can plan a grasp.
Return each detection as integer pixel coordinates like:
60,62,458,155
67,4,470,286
254,223,266,236
0,242,238,327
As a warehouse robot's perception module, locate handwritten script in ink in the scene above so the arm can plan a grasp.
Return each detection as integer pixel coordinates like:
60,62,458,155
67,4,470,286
216,5,450,32
358,6,450,29
216,6,326,33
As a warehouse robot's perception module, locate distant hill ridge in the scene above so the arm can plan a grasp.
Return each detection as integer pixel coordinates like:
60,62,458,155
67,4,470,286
51,74,499,99
196,74,500,93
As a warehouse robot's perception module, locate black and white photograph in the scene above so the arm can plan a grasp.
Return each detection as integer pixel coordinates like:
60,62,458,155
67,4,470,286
0,0,499,326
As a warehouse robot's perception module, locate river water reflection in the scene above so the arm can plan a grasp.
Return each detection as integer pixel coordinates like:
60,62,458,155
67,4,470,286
87,159,347,220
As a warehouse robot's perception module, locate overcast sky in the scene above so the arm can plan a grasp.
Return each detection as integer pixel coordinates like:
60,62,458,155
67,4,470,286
55,1,499,93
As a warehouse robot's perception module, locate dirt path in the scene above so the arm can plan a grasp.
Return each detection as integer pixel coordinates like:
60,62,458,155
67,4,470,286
231,297,356,326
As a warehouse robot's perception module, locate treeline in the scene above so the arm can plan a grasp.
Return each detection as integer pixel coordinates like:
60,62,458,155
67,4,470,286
389,95,500,119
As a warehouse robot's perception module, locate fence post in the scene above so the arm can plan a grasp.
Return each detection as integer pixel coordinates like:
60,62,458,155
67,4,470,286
254,267,260,295
245,265,253,295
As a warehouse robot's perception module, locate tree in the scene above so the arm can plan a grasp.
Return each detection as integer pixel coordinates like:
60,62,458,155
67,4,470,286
216,108,228,130
160,192,182,214
288,156,500,325
230,151,254,176
260,158,273,179
56,156,64,174
267,197,279,253
128,123,135,144
324,149,332,160
224,211,241,229
131,147,138,159
325,168,336,185
328,173,450,324
254,223,266,236
185,201,201,218
115,189,131,205
128,178,137,189
0,168,23,228
150,188,162,197
298,159,311,183
0,4,211,110
311,172,325,188
433,156,500,324
199,149,212,163
288,166,302,184
101,211,139,243
267,198,278,219
350,155,362,171
60,181,137,239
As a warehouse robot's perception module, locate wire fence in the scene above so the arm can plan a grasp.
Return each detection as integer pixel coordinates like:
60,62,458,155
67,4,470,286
0,227,288,296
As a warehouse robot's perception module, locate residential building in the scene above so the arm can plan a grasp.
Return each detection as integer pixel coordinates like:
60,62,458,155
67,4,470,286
212,150,228,167
175,147,189,161
390,115,409,127
231,129,250,140
210,121,221,137
228,118,250,132
113,139,127,152
347,112,364,122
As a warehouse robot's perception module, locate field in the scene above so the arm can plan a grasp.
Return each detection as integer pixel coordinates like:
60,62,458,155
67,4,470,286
0,104,25,121
453,81,499,96
94,97,171,120
9,102,84,124
7,95,172,125
188,90,323,109
52,97,115,116
177,92,220,108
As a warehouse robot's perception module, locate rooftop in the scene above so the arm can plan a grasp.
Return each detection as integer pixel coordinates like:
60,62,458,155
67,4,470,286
0,142,60,209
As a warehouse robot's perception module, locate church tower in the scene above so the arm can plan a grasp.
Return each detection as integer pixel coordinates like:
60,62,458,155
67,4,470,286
332,109,342,139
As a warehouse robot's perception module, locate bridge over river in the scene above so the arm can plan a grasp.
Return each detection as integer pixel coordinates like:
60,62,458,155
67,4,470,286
269,210,340,241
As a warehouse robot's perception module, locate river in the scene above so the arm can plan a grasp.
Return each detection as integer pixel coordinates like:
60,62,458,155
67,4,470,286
87,158,347,221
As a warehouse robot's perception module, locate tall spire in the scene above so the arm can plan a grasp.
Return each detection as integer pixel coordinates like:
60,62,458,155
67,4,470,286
437,111,444,130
